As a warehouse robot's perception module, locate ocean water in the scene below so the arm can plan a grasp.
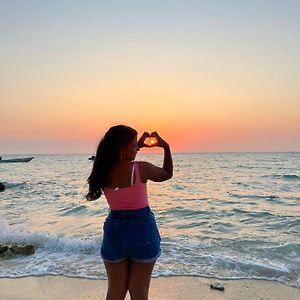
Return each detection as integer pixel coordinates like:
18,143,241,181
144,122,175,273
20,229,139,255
0,153,299,288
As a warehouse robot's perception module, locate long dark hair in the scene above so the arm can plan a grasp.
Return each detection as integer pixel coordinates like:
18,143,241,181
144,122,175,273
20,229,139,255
86,125,137,200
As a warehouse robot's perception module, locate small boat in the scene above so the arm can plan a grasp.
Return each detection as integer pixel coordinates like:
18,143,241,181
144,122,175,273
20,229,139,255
0,157,34,163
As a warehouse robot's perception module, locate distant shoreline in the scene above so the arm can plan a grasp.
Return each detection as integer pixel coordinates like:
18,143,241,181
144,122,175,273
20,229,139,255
1,151,299,156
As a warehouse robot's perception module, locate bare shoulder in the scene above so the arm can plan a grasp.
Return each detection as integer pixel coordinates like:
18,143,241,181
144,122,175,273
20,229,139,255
137,161,172,183
137,161,151,183
137,161,153,169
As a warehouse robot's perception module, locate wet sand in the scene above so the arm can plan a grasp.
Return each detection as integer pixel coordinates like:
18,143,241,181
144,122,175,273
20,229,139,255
0,276,299,299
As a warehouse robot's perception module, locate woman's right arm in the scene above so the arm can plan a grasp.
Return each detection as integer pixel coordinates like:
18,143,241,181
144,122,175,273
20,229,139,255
140,132,173,182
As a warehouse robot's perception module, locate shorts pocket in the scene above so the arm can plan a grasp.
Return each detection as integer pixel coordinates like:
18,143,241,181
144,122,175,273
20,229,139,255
133,221,160,246
102,221,121,246
130,221,161,261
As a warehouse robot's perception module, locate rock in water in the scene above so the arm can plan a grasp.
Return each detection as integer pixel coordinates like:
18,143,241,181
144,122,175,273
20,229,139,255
0,182,5,192
11,245,35,255
0,244,35,257
0,245,9,255
210,282,225,291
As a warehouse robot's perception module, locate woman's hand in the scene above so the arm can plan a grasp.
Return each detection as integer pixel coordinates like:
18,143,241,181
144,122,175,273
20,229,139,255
150,132,169,149
137,132,150,148
139,131,173,182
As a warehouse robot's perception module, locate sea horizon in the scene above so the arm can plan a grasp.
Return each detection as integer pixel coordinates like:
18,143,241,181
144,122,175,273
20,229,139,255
1,151,299,156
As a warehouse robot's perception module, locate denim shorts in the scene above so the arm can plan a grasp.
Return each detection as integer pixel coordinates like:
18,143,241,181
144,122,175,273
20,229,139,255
101,206,161,263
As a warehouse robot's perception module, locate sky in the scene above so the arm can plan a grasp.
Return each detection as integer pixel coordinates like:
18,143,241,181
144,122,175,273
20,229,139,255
1,0,299,154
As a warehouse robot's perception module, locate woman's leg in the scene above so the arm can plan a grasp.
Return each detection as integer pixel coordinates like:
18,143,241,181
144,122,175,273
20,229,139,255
128,260,156,300
104,258,130,300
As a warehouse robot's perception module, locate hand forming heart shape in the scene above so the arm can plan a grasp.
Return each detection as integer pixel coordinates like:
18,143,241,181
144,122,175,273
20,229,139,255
137,132,158,148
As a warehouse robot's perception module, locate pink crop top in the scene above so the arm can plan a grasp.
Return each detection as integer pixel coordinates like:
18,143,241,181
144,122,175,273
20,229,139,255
103,161,149,210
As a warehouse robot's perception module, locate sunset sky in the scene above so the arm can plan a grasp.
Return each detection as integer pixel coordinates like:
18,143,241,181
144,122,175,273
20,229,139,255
1,0,299,154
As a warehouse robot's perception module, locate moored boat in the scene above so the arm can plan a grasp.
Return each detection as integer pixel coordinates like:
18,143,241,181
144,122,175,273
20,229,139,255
0,157,34,163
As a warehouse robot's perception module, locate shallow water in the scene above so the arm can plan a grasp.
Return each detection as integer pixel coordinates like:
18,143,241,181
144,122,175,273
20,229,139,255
0,153,299,287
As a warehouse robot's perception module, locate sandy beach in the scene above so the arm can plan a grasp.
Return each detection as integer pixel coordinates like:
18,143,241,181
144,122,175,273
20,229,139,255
0,276,299,300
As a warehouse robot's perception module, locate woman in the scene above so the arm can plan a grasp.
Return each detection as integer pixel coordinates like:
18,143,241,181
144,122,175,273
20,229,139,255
86,125,173,300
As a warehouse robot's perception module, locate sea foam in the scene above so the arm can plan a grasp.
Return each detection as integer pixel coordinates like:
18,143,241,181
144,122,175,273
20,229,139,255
0,218,100,254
